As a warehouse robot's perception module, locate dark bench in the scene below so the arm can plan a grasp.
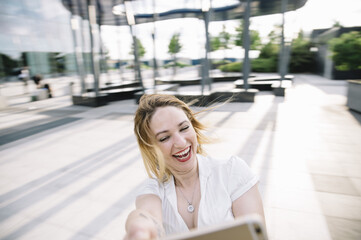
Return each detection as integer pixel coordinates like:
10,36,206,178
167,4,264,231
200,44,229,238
86,81,142,92
155,77,201,86
234,80,275,91
155,74,257,86
73,85,144,107
211,88,259,103
211,73,256,83
72,92,108,107
104,87,144,102
234,78,293,91
252,74,294,82
271,80,292,96
135,88,259,106
134,84,180,103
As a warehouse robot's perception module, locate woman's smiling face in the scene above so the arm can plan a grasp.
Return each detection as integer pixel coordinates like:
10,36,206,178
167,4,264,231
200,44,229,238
149,106,198,174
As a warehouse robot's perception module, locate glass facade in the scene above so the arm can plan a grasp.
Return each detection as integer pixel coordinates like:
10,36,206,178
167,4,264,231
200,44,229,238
0,0,82,79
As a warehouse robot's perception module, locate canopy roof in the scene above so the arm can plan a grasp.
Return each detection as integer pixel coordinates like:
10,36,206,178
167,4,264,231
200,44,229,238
61,0,307,25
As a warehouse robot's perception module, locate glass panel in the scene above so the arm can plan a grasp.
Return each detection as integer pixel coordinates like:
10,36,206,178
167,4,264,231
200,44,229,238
125,0,240,15
0,0,24,16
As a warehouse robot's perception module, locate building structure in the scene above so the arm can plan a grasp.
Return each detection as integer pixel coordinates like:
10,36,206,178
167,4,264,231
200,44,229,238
0,0,111,81
311,26,361,80
61,0,306,98
0,0,78,79
0,0,308,98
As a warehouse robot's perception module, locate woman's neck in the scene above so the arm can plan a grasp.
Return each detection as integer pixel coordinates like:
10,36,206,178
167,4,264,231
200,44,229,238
173,162,199,189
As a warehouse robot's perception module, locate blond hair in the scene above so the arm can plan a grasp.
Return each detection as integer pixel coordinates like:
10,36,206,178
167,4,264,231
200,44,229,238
134,94,211,182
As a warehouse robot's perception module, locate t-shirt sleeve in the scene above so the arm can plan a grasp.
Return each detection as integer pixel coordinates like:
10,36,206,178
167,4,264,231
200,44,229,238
227,156,259,202
136,177,164,199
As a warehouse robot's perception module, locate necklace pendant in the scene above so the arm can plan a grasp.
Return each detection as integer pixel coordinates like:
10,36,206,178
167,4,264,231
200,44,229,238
187,204,195,213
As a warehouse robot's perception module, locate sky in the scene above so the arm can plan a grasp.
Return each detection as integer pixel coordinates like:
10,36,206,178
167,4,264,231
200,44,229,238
101,0,361,61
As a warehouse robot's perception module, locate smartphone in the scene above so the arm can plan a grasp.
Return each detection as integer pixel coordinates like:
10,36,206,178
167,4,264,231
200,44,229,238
164,214,267,240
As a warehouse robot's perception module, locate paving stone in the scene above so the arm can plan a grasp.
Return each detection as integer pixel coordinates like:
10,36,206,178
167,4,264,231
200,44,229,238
0,74,360,240
265,207,332,240
311,174,360,196
325,216,361,240
350,178,361,196
317,192,361,220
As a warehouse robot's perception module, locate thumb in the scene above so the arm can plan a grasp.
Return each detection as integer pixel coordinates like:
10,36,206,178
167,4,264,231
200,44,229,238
130,230,152,240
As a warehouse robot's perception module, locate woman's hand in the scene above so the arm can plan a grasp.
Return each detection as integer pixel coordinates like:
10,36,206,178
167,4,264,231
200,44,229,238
124,194,164,240
124,208,164,240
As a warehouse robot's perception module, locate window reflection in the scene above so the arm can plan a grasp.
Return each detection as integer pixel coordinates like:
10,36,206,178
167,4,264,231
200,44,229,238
0,0,74,79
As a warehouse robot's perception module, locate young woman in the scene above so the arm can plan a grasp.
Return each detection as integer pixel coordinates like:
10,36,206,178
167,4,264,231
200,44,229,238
124,94,265,240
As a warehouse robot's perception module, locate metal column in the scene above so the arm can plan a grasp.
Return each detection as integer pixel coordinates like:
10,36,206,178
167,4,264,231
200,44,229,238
125,1,144,89
86,0,100,96
202,0,211,95
70,16,86,95
278,0,288,82
242,0,251,90
152,0,159,90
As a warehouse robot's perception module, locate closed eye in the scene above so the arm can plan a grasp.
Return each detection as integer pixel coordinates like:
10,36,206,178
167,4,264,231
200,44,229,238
159,136,169,142
180,125,189,131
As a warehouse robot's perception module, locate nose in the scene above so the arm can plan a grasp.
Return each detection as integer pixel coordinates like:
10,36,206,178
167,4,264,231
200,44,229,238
173,132,186,148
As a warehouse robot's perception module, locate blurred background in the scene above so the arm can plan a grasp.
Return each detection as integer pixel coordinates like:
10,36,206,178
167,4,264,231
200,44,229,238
0,1,361,240
0,0,360,102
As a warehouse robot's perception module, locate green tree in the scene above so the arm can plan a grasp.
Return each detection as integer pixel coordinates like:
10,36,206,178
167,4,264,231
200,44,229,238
251,25,288,73
211,25,232,61
329,31,361,71
250,29,280,73
250,30,262,50
234,20,244,47
259,42,279,59
129,37,146,59
332,21,342,28
234,20,262,50
289,30,317,73
219,25,232,50
251,42,279,72
219,25,232,59
267,24,282,44
219,25,280,73
168,33,182,75
210,36,221,51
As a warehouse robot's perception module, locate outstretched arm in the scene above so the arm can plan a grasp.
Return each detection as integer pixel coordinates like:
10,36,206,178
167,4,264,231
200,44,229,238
124,194,165,240
232,183,266,226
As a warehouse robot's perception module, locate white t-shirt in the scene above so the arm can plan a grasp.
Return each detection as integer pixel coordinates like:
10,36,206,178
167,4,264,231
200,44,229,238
138,155,259,235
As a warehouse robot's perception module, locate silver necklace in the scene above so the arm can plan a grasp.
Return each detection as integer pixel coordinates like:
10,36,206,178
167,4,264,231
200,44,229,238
177,181,197,213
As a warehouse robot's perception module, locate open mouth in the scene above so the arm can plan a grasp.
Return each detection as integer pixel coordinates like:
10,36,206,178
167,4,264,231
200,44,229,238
172,146,192,162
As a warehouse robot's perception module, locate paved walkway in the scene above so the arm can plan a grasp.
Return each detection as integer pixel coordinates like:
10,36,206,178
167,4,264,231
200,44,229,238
0,74,360,240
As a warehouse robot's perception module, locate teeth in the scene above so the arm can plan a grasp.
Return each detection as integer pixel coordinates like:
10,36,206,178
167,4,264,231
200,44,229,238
174,147,190,158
